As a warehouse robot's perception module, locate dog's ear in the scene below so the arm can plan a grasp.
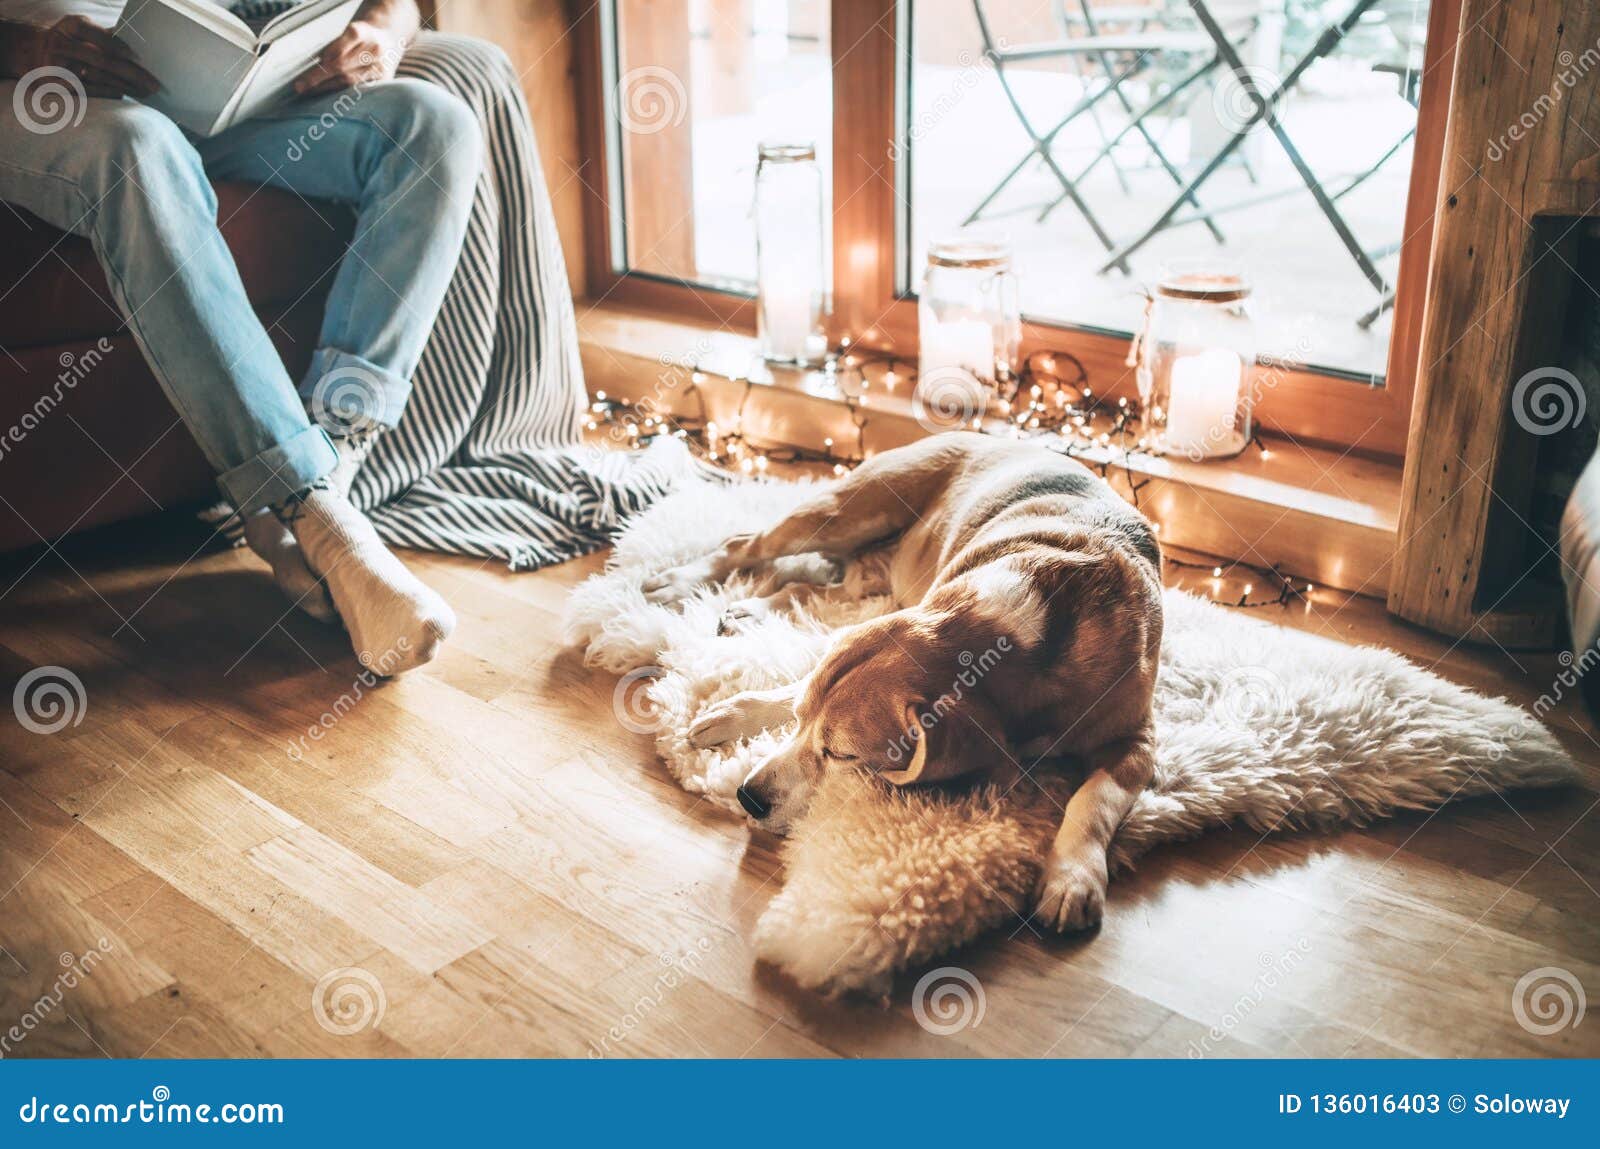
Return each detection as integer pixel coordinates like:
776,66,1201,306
881,702,929,785
881,697,996,787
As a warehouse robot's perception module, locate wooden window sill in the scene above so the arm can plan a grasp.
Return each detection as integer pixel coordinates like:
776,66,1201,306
577,301,1399,597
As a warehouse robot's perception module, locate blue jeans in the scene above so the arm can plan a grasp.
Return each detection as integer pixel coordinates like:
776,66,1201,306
0,79,481,514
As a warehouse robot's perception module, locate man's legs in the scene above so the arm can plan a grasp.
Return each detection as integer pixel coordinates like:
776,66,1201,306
0,93,335,513
195,80,482,672
0,89,454,672
196,78,482,479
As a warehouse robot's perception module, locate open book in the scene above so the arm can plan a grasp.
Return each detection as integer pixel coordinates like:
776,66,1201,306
113,0,362,137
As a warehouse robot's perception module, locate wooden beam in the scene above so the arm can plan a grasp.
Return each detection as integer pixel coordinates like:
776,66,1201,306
828,0,897,341
1379,0,1461,433
1389,0,1600,648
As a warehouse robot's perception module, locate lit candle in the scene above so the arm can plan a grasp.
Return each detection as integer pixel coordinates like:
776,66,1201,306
920,319,995,383
760,280,815,362
1164,348,1242,457
915,318,993,424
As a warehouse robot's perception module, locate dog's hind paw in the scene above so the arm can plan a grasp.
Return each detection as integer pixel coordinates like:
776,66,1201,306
1032,852,1108,932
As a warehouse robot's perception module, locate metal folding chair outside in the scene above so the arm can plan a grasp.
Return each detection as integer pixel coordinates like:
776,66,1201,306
1098,0,1393,301
964,0,1254,270
1036,2,1262,228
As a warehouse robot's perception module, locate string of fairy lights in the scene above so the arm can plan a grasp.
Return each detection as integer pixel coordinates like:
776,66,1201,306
585,335,1315,610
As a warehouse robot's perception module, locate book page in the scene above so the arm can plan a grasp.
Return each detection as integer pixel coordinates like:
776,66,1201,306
219,0,363,131
113,1,256,134
259,0,361,44
150,0,257,49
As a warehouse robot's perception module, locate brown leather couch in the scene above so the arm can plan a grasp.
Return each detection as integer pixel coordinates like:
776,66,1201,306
0,186,352,553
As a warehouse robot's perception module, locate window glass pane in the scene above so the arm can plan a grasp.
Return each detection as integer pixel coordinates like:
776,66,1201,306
906,0,1430,382
608,0,833,292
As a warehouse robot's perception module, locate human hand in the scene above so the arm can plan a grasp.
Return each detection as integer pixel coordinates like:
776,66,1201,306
0,15,158,98
293,20,403,95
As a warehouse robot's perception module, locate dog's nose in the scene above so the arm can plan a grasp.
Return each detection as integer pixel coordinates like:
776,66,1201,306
736,784,771,820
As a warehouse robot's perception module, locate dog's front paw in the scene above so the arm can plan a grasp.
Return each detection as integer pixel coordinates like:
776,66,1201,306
643,560,713,604
717,597,770,636
689,696,757,749
1032,851,1109,932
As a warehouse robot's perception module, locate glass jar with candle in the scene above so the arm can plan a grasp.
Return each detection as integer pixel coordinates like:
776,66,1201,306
755,141,826,366
1138,260,1256,460
916,238,1020,428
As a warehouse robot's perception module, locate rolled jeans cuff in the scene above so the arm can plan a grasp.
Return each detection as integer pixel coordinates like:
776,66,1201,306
216,424,339,515
299,347,413,433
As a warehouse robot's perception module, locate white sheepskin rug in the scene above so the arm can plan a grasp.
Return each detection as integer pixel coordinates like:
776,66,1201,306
565,478,1576,997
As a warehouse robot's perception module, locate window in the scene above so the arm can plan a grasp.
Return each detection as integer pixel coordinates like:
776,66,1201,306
581,0,1453,455
600,0,833,293
905,0,1431,384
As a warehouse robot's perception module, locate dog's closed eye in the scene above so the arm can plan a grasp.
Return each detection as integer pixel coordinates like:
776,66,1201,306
822,748,858,763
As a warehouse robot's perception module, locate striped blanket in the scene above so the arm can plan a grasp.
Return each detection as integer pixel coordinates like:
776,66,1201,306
356,33,689,569
211,18,691,569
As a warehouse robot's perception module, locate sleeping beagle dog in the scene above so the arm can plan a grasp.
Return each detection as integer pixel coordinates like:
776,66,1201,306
642,433,1162,931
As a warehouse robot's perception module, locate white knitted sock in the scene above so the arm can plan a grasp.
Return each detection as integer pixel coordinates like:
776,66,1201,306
240,509,338,624
278,486,455,674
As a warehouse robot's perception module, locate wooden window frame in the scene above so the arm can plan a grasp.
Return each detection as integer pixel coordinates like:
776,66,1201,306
576,0,1460,460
